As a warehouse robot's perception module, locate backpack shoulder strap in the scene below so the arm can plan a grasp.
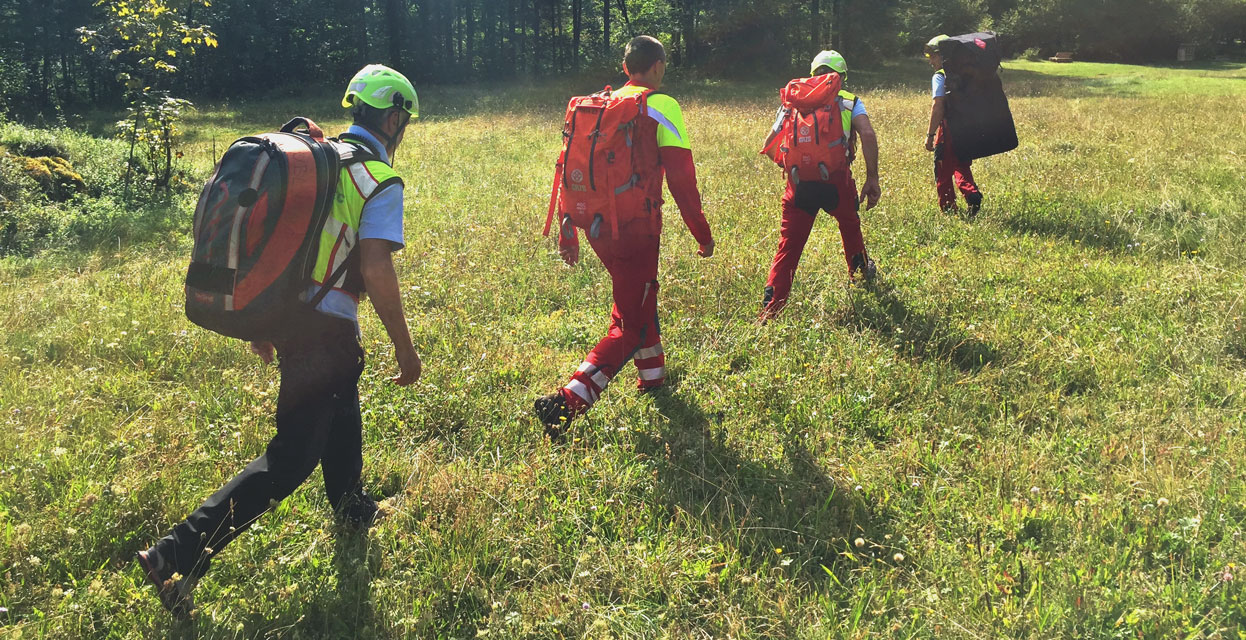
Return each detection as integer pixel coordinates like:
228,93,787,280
334,133,382,165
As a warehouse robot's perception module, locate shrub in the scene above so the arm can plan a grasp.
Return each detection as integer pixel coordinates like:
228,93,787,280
0,122,189,256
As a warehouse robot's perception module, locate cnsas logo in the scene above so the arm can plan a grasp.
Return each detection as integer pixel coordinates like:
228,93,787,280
570,169,584,183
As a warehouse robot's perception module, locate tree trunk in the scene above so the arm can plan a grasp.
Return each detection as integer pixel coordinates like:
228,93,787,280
811,0,821,50
531,0,541,73
679,0,695,66
465,0,475,73
572,0,582,70
386,0,405,65
831,0,842,50
602,0,611,58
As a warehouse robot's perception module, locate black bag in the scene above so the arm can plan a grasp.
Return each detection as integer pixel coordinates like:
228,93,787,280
941,32,1018,161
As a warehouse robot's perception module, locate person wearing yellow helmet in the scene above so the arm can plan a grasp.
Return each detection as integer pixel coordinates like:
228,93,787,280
136,63,422,619
759,49,882,320
924,35,983,215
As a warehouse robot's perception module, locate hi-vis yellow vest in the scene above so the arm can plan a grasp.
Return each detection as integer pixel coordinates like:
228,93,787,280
838,90,858,161
312,144,401,297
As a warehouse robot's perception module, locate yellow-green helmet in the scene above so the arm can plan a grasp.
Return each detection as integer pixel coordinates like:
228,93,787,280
810,50,847,76
342,64,419,118
924,35,950,58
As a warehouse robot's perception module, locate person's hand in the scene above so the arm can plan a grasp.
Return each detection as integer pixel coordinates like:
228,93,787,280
697,239,715,258
924,135,936,152
250,341,274,364
393,345,422,386
859,178,881,211
560,243,579,266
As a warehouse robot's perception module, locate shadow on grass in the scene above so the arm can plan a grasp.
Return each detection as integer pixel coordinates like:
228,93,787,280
996,192,1212,256
843,282,1000,373
634,375,890,591
180,529,387,639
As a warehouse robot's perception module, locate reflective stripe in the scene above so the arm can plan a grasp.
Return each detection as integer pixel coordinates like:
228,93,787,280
565,379,597,404
638,366,666,381
635,343,664,360
315,216,356,288
347,162,381,198
576,361,612,390
225,151,272,311
643,106,683,142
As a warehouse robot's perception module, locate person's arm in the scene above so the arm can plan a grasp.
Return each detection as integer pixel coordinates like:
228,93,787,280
360,238,421,386
557,217,579,266
853,114,881,210
660,146,713,257
926,96,945,152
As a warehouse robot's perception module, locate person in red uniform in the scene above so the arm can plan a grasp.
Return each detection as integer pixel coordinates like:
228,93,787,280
760,50,882,320
535,35,714,438
925,34,983,215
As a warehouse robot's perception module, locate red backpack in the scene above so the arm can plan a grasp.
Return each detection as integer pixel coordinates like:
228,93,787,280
544,86,659,241
184,117,373,341
761,73,850,184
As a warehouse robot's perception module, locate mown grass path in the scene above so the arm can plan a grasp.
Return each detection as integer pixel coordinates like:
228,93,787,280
1,60,1244,638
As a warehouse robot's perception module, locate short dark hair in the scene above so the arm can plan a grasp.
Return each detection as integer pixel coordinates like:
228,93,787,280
813,65,833,76
624,36,666,75
351,101,397,131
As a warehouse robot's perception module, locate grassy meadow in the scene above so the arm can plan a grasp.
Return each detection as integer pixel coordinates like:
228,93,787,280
1,58,1244,638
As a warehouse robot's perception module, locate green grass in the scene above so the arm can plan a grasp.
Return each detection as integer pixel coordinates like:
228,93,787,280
1,59,1244,638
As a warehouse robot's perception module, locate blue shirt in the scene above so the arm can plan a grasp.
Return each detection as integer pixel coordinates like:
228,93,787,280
932,72,946,98
306,125,405,327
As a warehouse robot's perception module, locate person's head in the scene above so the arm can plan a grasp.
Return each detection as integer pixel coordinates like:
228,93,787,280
623,36,667,87
810,49,847,82
342,64,419,155
924,35,949,70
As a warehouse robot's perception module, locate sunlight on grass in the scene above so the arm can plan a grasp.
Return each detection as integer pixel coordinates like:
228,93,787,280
0,60,1243,638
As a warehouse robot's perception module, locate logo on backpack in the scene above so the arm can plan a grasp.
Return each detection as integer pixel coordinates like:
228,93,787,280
543,86,660,240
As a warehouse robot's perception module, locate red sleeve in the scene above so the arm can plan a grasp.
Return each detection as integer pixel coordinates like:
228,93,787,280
659,146,712,246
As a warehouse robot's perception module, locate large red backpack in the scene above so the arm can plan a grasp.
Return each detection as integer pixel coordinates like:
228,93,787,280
544,86,659,241
184,117,374,341
761,73,850,184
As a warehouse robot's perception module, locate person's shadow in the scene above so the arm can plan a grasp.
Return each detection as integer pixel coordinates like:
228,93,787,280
846,281,1000,373
633,373,896,589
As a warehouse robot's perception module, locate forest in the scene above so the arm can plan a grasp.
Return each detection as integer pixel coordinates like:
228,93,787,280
3,0,1245,120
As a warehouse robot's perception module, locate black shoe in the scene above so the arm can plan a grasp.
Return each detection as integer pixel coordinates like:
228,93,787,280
135,547,197,619
966,193,983,217
335,489,380,529
534,392,574,440
849,253,877,283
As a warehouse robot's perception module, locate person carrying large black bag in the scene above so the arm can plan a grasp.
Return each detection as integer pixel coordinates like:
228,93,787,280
923,32,1018,216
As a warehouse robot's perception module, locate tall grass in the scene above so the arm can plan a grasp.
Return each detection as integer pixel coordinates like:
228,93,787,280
0,59,1243,638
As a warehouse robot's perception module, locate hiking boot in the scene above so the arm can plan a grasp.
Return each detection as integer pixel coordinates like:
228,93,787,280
849,253,877,283
966,193,983,218
335,489,380,529
534,392,575,441
135,547,197,619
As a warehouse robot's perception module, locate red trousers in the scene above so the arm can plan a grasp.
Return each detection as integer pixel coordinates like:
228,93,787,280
762,171,866,315
561,226,665,411
934,125,981,211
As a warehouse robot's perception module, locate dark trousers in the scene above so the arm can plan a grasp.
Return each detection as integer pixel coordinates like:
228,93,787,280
763,171,866,314
156,313,365,578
